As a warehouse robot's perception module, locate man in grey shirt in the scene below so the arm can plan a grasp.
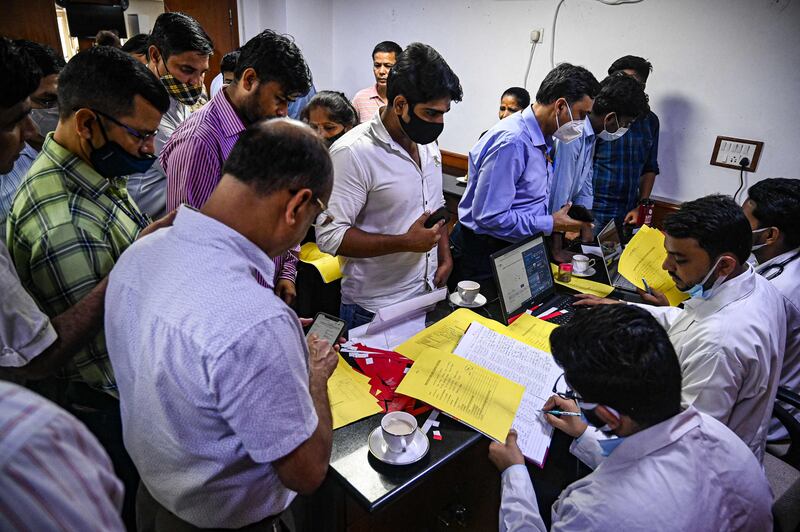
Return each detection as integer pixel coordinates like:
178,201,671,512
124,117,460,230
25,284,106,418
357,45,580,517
106,119,339,529
127,12,213,218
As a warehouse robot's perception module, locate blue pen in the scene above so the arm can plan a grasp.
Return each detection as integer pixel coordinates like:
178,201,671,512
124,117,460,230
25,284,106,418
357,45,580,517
541,409,581,417
642,278,654,295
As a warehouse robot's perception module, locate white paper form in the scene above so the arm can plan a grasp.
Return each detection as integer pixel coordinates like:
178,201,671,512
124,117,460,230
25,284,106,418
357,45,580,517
366,288,447,334
453,323,563,466
349,313,428,351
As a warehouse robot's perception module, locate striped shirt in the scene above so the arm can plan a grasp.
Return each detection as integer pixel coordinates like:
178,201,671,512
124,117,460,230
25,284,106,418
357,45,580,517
0,143,37,242
161,89,298,283
6,134,150,396
0,381,124,531
352,84,385,124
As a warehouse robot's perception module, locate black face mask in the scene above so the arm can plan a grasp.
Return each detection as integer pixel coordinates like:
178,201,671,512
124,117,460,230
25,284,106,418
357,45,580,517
325,129,347,149
89,118,156,178
399,102,443,145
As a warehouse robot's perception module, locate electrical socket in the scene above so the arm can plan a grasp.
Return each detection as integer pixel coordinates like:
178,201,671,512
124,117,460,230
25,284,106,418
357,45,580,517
710,136,763,172
530,28,544,44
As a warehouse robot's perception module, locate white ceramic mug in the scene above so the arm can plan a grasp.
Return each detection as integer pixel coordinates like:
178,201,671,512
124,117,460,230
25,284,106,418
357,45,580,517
457,280,480,304
381,411,418,453
572,254,595,274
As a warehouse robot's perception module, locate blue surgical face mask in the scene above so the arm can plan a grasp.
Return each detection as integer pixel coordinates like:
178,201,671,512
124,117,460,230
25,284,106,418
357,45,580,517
684,256,727,300
89,117,156,178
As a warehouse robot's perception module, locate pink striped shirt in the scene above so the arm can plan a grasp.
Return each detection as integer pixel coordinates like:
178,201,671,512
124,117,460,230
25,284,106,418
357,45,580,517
352,84,385,123
0,381,124,531
161,89,298,283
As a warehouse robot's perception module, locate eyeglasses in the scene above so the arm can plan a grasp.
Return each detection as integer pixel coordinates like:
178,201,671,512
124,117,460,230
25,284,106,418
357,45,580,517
312,197,334,228
91,109,158,146
552,373,581,402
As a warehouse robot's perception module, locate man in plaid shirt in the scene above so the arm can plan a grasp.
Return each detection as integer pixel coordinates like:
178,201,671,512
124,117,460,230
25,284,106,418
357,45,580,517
6,45,169,528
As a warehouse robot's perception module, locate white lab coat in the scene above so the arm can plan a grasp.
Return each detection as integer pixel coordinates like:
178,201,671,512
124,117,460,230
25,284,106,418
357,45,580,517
756,247,800,440
499,407,773,531
640,265,786,462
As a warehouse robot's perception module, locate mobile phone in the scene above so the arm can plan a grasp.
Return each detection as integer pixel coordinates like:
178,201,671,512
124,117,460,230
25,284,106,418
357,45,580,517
424,207,451,228
567,204,594,222
306,312,346,347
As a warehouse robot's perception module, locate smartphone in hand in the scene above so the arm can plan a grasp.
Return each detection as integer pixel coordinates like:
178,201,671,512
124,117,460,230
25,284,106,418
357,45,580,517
305,312,346,347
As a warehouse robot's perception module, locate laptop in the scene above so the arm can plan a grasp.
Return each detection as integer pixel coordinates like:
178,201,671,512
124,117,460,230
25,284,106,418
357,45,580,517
597,220,638,293
490,233,576,325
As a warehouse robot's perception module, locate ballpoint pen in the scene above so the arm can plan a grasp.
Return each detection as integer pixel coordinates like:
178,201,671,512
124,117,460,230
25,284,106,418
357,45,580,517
642,278,654,295
540,409,581,417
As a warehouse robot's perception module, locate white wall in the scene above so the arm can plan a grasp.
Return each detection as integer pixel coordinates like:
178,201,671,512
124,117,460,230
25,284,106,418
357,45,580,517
238,0,800,203
126,0,164,35
238,0,334,89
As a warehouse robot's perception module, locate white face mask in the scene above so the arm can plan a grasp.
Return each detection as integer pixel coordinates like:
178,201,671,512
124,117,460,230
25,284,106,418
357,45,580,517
598,114,629,141
751,227,770,252
553,100,584,144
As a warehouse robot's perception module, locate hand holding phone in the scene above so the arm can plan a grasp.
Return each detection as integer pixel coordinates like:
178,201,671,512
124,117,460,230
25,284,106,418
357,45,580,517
424,207,450,229
305,312,346,347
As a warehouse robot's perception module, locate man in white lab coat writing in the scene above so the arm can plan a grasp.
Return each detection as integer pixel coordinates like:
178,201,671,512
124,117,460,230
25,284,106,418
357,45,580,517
489,304,773,531
575,194,786,462
743,177,800,441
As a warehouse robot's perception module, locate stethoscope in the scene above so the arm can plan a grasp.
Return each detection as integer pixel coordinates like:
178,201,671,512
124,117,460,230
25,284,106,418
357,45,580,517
758,250,800,281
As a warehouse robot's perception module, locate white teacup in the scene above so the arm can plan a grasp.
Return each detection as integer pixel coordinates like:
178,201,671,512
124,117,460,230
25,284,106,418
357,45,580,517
457,280,481,304
572,254,595,274
381,411,418,453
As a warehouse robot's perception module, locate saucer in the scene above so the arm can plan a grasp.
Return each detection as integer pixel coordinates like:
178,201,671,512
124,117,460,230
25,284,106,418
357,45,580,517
368,427,430,465
571,267,596,278
455,176,468,184
449,292,487,308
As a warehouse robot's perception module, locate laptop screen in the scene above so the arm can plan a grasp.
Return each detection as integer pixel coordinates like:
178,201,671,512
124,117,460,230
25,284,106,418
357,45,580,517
491,234,554,319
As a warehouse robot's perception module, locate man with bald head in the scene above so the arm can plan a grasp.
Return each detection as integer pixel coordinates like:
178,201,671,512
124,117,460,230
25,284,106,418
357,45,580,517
106,119,340,530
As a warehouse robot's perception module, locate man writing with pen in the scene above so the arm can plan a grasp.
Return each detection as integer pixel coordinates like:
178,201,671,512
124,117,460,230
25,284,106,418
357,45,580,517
488,305,772,531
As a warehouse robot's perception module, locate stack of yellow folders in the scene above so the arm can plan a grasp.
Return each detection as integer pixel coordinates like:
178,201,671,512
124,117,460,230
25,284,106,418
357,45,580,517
327,355,382,429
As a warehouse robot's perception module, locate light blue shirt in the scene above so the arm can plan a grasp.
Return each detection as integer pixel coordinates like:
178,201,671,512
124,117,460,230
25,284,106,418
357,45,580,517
1,144,37,242
458,105,553,242
105,206,318,528
549,116,595,213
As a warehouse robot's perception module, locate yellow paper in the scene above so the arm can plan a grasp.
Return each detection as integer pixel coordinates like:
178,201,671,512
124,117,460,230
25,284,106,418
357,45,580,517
328,355,382,429
618,225,689,306
396,350,524,442
299,242,346,283
395,308,508,361
506,313,558,353
550,264,614,298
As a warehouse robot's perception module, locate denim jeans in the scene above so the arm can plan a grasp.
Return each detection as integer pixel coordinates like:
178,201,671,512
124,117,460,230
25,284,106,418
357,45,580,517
340,303,375,332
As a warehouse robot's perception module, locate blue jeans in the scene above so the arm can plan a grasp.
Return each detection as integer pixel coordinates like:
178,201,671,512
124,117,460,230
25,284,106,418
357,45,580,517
340,303,375,333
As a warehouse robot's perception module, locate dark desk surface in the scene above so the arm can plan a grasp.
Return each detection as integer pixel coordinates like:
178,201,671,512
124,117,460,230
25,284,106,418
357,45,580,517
443,173,467,198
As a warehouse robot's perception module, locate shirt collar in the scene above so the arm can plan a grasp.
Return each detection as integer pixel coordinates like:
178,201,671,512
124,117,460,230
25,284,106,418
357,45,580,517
40,133,122,199
520,105,548,149
755,246,800,273
369,84,385,102
682,263,756,319
601,407,702,470
214,88,247,139
583,115,596,138
171,205,275,286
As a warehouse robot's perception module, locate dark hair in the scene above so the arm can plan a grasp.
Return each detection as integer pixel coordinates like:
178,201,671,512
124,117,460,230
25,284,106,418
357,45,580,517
223,119,333,198
300,91,358,129
121,33,150,56
95,30,121,48
386,42,462,105
550,305,682,428
536,63,600,105
592,73,649,119
148,12,213,61
748,178,800,248
220,50,240,74
664,194,752,264
502,87,530,109
234,30,312,97
0,37,41,108
372,40,402,58
58,46,169,119
608,55,653,83
13,40,65,77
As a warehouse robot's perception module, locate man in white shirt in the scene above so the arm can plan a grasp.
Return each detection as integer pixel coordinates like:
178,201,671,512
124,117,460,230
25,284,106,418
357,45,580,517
576,194,787,461
352,41,402,123
127,12,213,218
316,43,462,330
489,304,773,531
106,119,339,529
744,177,800,440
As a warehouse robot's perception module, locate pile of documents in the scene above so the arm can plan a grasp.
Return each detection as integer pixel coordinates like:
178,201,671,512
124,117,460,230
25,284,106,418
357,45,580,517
328,354,383,429
618,224,689,306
